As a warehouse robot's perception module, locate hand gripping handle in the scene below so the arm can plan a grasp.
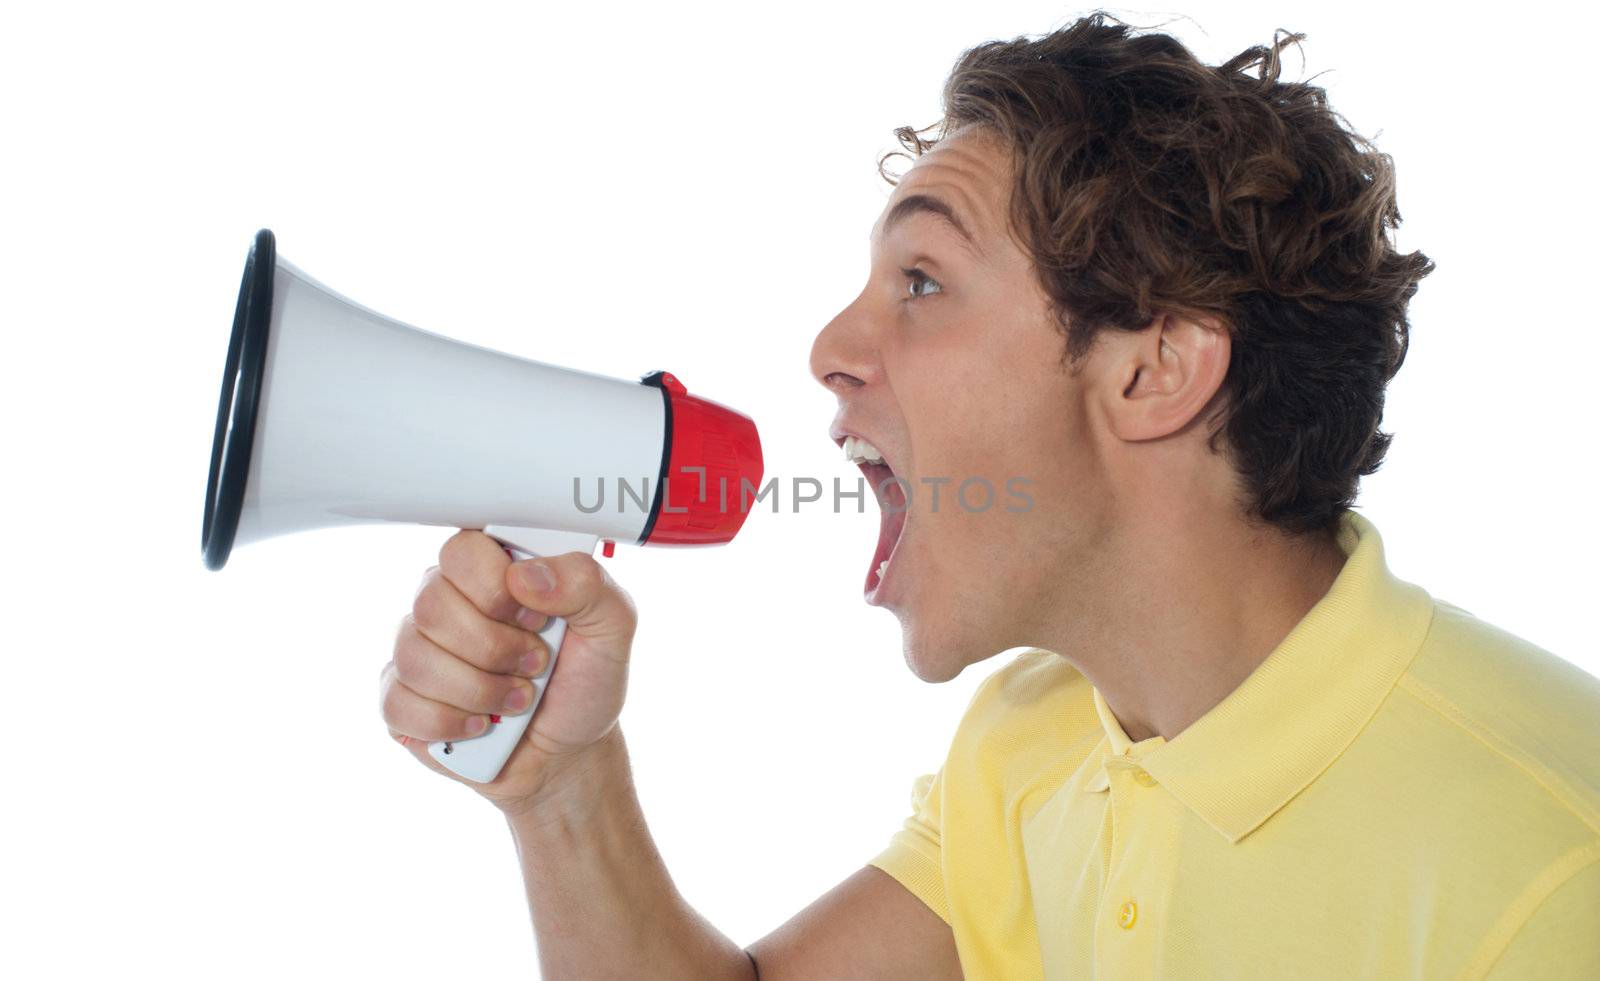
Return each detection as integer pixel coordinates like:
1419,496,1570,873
427,526,600,783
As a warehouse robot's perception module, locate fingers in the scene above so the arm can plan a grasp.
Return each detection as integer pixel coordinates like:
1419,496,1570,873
438,529,548,631
504,551,638,648
379,661,496,744
412,565,550,675
394,617,540,717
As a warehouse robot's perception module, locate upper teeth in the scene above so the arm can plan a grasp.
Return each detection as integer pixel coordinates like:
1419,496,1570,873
843,435,885,465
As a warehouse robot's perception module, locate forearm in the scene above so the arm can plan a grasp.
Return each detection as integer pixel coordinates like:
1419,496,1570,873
506,724,756,981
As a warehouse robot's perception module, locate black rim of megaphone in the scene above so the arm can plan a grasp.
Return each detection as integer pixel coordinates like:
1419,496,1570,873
202,228,276,570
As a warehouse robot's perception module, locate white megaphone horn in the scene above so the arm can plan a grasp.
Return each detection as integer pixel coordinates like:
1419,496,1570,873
202,229,762,783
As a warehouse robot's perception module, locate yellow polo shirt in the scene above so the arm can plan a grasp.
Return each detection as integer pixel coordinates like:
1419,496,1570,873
868,509,1600,978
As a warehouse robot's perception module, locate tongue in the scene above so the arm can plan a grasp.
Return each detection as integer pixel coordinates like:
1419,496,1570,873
867,467,907,590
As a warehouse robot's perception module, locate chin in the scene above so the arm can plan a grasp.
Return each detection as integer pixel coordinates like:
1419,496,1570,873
897,616,978,684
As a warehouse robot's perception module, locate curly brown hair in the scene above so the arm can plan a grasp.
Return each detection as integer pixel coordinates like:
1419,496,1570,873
879,13,1434,537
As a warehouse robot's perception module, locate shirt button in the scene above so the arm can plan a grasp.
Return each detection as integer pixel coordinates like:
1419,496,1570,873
1118,900,1138,929
1132,768,1156,787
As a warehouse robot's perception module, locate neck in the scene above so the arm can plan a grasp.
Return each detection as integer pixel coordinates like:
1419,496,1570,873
1043,507,1349,744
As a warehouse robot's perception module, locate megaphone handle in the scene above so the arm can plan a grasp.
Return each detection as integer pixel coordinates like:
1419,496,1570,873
427,526,602,784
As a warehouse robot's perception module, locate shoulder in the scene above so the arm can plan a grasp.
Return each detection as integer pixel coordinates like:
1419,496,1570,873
1394,597,1600,836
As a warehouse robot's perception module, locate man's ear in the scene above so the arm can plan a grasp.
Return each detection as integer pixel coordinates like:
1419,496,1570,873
1100,310,1230,442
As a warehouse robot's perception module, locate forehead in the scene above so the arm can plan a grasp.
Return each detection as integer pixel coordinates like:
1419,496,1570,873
872,128,1010,247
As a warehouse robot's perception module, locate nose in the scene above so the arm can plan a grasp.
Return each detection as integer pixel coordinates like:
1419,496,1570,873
809,291,879,394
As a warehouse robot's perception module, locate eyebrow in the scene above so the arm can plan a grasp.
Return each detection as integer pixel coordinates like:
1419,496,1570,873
880,193,980,254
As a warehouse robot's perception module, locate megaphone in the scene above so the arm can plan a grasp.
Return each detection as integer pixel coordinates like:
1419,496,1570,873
203,229,762,783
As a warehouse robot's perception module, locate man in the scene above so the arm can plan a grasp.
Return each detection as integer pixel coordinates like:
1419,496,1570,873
377,14,1600,978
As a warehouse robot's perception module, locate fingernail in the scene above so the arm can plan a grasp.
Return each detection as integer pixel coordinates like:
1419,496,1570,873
504,685,531,713
515,606,546,631
516,561,556,594
519,650,545,675
466,715,488,736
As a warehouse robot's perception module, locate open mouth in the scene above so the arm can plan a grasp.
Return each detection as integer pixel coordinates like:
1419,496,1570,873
844,435,908,600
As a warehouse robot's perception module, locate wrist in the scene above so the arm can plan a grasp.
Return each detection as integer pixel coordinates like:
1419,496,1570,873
502,724,629,832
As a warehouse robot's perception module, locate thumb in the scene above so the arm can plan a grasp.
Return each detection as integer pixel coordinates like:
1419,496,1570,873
504,552,638,645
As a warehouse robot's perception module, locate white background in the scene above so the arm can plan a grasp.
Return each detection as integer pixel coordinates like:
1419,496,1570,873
3,2,1596,977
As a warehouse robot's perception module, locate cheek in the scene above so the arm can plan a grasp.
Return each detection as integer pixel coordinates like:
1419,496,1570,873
891,298,1077,491
904,373,1069,487
901,368,1079,568
896,354,1024,469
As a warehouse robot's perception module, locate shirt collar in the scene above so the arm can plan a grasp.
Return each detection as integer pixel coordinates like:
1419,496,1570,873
1082,509,1435,844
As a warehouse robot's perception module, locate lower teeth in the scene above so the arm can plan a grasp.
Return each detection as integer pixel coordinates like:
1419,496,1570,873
877,559,889,582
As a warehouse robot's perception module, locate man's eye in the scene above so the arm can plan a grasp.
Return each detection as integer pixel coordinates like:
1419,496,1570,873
900,267,943,300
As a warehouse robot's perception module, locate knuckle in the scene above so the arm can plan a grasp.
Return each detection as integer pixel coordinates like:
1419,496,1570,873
445,535,514,616
411,581,447,634
379,677,408,724
442,529,500,581
596,567,639,633
395,612,418,646
391,629,429,686
611,582,636,620
566,553,603,592
438,529,480,568
413,565,439,599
